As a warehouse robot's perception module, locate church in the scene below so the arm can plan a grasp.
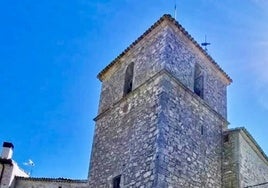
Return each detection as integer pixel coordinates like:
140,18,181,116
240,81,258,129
1,14,268,188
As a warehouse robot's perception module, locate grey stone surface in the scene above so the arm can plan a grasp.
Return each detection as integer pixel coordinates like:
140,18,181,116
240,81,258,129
89,16,230,187
98,25,166,114
163,24,228,118
223,129,268,188
98,20,229,119
239,131,268,188
222,131,240,188
89,74,161,187
155,72,227,187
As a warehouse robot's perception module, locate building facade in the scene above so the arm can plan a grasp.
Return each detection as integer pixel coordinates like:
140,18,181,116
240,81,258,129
88,14,231,188
1,14,267,188
88,14,268,188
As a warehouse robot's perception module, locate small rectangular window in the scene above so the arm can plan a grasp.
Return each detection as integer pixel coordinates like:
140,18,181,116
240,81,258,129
194,75,204,97
201,125,204,135
194,64,204,98
113,175,121,188
223,135,229,143
123,62,134,96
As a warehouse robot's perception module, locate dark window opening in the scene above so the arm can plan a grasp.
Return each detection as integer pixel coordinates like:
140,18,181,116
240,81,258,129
223,135,229,143
113,175,121,188
201,125,204,135
194,64,204,98
123,62,134,96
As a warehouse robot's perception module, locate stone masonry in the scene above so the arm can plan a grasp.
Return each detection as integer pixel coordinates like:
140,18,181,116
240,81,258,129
223,128,268,188
88,14,231,188
1,14,268,188
88,14,268,188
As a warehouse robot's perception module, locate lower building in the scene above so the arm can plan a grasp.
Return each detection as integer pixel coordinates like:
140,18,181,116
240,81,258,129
223,128,268,188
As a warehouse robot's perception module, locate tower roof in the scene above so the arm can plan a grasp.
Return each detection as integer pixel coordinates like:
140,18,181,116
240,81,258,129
98,14,232,83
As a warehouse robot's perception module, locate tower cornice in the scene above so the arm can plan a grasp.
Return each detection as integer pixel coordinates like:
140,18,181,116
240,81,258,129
94,69,229,125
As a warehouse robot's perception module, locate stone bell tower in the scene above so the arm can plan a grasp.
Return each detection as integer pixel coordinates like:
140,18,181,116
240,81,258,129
88,14,232,188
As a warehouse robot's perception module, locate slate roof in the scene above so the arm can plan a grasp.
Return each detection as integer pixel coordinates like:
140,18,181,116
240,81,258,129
97,14,232,83
15,176,87,183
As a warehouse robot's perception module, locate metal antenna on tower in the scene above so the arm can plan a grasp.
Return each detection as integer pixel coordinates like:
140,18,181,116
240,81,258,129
174,0,177,20
201,35,211,51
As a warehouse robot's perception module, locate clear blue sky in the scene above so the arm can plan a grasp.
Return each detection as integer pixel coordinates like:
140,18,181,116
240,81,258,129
0,0,267,179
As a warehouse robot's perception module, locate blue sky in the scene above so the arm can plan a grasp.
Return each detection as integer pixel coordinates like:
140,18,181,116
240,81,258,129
0,0,267,179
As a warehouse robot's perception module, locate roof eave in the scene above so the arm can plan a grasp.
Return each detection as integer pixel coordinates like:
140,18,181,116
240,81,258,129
97,14,232,84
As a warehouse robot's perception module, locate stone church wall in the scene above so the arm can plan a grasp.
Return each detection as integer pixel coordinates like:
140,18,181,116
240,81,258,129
238,130,268,188
154,72,226,188
89,75,162,187
91,17,231,187
88,15,268,188
98,24,167,114
89,69,229,188
163,23,228,118
222,130,240,188
223,129,268,188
